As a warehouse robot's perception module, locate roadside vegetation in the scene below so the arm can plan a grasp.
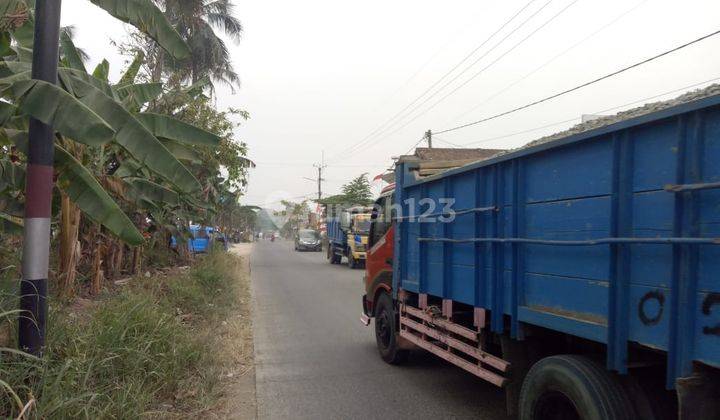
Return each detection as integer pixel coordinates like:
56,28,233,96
0,250,246,418
0,0,254,297
0,0,255,417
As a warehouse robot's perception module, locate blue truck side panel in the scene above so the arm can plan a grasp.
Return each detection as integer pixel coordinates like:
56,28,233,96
392,95,720,387
326,218,346,248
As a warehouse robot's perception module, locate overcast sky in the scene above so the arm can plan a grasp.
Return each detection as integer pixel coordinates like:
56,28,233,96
61,0,720,210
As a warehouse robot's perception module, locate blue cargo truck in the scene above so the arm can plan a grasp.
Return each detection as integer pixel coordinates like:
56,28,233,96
326,206,372,268
326,216,346,264
362,94,720,419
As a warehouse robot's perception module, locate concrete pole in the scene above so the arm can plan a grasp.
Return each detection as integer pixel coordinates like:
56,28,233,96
19,0,63,355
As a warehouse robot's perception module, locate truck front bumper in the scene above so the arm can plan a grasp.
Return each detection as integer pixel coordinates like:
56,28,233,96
360,294,371,326
352,251,367,260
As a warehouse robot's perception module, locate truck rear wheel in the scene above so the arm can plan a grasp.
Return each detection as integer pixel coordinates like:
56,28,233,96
327,246,340,264
374,293,408,365
519,355,634,420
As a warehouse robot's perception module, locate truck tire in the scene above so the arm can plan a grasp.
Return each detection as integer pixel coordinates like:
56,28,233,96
348,255,356,269
328,246,339,264
374,292,409,365
519,355,635,420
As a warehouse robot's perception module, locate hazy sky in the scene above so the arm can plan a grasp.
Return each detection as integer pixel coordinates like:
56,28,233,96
61,0,720,209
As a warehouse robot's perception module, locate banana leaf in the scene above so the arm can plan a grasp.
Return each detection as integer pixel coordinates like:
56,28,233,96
117,51,144,87
113,159,142,178
59,30,86,72
0,32,13,57
116,82,163,110
0,68,30,90
184,76,211,99
57,67,114,97
7,0,32,49
0,211,23,234
184,195,215,212
161,139,201,163
62,76,200,193
0,157,24,191
55,144,144,245
92,59,109,82
136,112,221,147
0,100,16,125
2,59,117,98
126,177,179,207
88,0,190,60
12,79,115,146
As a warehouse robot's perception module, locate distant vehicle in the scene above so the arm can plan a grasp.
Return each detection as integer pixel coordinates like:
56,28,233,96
327,206,372,269
170,225,215,254
188,225,214,253
294,229,322,252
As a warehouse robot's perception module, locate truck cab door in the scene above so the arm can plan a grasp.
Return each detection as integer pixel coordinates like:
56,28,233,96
366,196,394,307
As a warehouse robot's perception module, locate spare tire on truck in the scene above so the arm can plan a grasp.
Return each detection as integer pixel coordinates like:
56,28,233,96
519,355,635,420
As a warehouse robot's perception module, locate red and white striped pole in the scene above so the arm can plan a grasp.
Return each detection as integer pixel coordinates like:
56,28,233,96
19,0,62,356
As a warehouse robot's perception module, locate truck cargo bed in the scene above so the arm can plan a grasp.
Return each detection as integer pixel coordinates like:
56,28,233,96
392,94,720,388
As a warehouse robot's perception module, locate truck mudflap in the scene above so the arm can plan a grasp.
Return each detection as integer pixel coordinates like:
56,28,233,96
398,296,510,388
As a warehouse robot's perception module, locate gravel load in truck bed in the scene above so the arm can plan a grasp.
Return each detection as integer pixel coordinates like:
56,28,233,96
523,83,720,148
402,84,720,178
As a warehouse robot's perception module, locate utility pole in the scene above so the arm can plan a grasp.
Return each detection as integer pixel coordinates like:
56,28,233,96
313,151,327,201
425,129,433,148
20,0,63,355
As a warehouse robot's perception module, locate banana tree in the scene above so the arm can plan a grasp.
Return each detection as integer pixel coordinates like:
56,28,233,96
0,0,225,294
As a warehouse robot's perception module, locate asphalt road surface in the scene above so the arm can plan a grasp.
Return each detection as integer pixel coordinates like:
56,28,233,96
250,239,508,420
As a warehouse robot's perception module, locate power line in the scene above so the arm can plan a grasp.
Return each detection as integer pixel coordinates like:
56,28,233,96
326,0,539,162
356,0,556,148
448,0,647,125
361,0,579,152
432,136,464,148
435,28,720,136
456,76,720,146
402,135,432,157
375,5,509,107
243,193,317,207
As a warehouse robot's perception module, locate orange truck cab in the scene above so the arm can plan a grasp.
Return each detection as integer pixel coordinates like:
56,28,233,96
361,184,395,325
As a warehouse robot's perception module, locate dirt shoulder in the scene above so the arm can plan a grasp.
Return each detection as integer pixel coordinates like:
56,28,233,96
209,243,256,419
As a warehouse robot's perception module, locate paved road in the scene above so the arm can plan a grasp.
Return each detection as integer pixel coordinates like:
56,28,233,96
251,239,508,420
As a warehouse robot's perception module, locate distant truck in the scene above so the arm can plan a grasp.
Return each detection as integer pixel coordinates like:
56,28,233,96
326,206,372,269
170,225,218,254
361,95,720,419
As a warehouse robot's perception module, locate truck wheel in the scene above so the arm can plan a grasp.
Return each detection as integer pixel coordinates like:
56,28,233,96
374,293,408,365
519,355,634,420
348,256,356,269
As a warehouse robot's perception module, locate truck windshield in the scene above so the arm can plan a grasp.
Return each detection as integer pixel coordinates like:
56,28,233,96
354,220,371,234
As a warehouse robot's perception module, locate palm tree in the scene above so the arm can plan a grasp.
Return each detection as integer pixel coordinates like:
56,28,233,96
154,0,242,90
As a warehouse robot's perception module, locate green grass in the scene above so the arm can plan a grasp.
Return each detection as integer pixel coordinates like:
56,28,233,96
0,251,242,419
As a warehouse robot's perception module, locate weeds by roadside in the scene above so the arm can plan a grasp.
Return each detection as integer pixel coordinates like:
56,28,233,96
0,250,245,419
